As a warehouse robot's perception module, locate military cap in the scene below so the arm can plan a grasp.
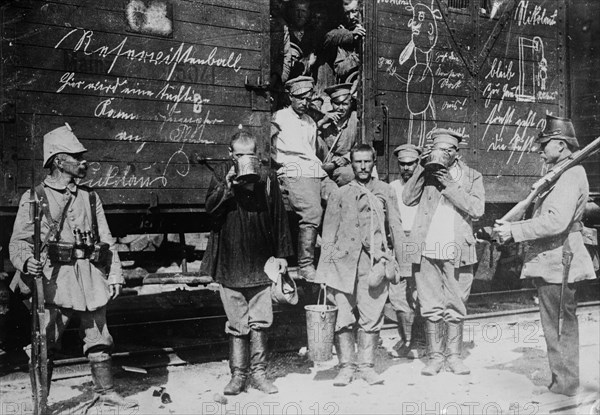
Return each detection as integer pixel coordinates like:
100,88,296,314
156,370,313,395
285,76,314,96
537,114,579,149
324,83,353,104
43,123,87,168
393,143,422,162
430,128,463,147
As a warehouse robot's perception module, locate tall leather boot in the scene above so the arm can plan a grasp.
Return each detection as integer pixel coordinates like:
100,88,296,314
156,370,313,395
355,330,384,385
297,226,318,282
421,320,445,376
333,329,356,387
249,330,278,394
89,356,138,409
224,335,249,395
394,311,415,358
445,321,470,375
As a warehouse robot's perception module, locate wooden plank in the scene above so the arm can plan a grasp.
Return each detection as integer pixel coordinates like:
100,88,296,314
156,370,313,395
13,27,262,72
482,175,538,203
15,114,266,146
13,0,263,33
381,90,472,123
17,68,253,108
18,159,213,189
14,0,263,15
13,14,262,51
15,91,262,127
13,185,210,206
16,141,233,164
15,44,261,89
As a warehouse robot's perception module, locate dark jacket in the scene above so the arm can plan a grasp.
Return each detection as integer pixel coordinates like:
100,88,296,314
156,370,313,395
200,161,294,288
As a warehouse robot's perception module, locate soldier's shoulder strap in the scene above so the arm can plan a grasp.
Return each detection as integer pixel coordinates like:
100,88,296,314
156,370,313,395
79,186,99,243
33,184,57,248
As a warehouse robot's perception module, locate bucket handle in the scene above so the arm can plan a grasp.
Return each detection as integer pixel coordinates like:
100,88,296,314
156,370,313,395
318,284,328,320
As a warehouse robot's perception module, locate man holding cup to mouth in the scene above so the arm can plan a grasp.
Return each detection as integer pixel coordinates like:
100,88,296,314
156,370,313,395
402,128,485,376
201,131,294,395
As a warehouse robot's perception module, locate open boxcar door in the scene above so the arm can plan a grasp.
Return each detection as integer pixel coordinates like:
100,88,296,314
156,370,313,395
365,0,568,202
0,0,271,216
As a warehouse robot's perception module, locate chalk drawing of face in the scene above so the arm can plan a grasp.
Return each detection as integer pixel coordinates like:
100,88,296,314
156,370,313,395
408,2,440,53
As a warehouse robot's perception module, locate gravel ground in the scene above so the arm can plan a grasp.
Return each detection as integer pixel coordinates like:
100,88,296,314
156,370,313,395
1,310,599,415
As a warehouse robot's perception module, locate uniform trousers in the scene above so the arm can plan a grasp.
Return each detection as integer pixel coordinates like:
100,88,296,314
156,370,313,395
278,176,337,227
417,256,473,322
43,306,113,359
389,277,418,314
328,250,389,333
534,278,579,392
219,285,273,336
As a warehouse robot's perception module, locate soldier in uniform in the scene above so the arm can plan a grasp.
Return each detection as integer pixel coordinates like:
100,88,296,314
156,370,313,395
388,144,424,358
494,115,596,396
271,76,337,282
316,144,406,387
318,83,359,187
323,0,365,85
201,131,294,395
403,128,485,376
9,124,136,409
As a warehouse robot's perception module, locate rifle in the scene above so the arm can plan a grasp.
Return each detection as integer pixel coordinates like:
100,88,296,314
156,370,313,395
493,135,600,239
27,115,48,415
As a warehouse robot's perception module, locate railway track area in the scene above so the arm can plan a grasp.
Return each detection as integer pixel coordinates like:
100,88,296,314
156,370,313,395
1,280,599,414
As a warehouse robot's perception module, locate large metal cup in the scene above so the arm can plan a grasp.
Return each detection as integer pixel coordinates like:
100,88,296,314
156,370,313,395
424,148,451,174
235,154,260,183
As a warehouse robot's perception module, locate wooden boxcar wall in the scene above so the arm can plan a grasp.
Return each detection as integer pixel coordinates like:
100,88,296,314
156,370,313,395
369,0,568,203
569,0,600,196
0,0,271,210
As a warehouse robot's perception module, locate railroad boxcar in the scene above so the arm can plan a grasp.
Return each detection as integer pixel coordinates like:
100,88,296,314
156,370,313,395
1,0,598,272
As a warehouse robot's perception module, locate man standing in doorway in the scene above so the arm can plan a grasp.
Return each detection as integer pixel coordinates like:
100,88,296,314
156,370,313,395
272,76,337,282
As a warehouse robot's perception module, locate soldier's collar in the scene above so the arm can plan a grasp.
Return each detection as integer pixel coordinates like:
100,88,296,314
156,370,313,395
43,176,78,194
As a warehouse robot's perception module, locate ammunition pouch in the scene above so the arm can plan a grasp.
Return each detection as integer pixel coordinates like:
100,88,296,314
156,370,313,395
47,241,110,264
89,242,110,264
47,241,74,263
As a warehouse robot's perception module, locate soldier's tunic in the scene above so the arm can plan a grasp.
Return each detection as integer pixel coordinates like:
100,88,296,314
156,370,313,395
271,106,337,226
319,110,359,187
200,162,294,336
403,160,484,322
316,178,406,332
510,165,595,393
9,178,122,356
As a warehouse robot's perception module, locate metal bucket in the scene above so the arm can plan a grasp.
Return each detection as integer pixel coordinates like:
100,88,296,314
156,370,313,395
304,304,337,361
235,155,260,183
424,148,451,173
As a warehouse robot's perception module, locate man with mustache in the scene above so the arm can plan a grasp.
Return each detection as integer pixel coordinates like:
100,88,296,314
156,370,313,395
388,144,424,358
9,124,136,411
316,144,406,387
494,115,596,396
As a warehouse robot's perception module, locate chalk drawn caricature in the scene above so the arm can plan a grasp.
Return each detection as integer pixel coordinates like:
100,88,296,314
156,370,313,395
397,0,442,147
516,36,546,102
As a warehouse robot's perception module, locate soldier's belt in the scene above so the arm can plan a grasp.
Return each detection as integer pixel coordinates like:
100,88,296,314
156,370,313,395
47,241,109,263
